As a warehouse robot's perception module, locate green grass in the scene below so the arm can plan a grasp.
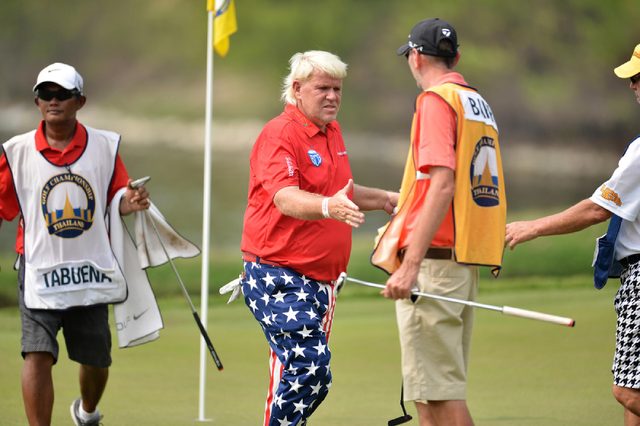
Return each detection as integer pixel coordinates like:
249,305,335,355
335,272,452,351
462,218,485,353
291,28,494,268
0,141,619,424
0,282,622,425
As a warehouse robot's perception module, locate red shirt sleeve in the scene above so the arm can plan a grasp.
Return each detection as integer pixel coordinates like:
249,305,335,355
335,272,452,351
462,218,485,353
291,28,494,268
108,154,130,203
0,153,20,221
254,134,299,200
417,93,457,173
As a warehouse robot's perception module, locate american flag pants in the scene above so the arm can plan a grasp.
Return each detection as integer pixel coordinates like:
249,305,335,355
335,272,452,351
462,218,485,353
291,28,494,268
242,261,337,426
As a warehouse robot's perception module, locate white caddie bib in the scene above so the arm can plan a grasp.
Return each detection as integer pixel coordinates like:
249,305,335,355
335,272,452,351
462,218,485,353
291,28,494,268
4,126,127,309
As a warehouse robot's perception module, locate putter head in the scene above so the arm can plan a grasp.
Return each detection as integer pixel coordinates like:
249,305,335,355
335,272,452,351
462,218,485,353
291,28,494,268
335,272,347,294
388,414,412,426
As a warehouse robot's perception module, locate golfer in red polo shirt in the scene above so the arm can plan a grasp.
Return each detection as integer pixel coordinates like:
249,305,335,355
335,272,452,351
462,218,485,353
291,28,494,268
240,50,397,426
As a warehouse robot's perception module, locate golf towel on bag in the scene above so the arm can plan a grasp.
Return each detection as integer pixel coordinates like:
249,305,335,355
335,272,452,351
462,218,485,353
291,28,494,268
110,188,200,347
593,214,624,289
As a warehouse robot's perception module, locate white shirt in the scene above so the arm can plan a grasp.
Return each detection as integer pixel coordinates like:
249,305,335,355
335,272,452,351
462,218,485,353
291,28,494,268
590,136,640,259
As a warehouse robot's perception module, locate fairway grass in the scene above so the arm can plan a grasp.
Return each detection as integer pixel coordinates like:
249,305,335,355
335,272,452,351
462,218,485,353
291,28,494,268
0,282,621,425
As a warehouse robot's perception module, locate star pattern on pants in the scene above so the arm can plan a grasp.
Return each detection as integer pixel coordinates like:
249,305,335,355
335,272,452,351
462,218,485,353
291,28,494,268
242,262,334,425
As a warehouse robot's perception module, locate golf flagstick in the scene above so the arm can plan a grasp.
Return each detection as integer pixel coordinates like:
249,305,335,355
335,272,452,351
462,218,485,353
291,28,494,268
344,275,575,327
145,210,224,370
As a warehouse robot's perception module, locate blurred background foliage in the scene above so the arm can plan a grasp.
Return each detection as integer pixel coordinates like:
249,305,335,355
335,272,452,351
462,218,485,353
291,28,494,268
3,0,640,137
1,0,639,295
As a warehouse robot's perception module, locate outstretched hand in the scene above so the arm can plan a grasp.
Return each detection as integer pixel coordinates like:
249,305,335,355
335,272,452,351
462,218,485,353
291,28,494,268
505,221,538,250
384,191,399,215
327,179,365,228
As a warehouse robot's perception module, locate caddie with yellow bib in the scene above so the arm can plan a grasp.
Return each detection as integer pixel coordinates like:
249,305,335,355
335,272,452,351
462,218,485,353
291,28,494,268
376,18,506,426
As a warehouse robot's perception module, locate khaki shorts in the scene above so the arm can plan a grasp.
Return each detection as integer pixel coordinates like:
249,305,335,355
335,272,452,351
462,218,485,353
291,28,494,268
395,258,478,402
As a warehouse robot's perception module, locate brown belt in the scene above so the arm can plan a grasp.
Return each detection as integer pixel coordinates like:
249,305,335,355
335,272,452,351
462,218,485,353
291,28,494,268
242,252,283,268
399,247,453,261
424,247,453,260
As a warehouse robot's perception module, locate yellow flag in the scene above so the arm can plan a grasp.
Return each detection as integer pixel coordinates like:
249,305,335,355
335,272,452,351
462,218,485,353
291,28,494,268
207,0,237,57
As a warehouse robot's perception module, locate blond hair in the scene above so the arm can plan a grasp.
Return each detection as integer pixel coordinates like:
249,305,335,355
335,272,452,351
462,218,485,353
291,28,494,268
281,50,348,105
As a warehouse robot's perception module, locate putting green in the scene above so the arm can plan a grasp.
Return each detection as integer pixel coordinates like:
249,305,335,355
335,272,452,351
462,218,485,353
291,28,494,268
0,282,621,425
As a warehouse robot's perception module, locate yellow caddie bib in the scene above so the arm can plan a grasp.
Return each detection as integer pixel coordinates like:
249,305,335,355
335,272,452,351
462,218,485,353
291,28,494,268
371,83,506,274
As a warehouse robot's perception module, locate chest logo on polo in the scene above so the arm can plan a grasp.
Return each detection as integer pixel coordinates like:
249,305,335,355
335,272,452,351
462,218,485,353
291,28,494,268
307,149,322,167
41,173,96,238
470,136,500,207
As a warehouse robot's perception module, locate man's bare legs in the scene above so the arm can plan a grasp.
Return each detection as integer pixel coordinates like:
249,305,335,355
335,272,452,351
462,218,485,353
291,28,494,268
21,352,108,425
416,400,474,426
79,364,109,413
614,385,640,426
22,352,54,426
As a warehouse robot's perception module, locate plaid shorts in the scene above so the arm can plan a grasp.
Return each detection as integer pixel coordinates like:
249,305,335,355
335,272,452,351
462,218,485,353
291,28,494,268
18,256,112,367
613,261,640,388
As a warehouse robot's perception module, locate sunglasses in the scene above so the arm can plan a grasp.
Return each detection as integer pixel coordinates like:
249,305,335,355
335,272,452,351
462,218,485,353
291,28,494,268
630,74,640,85
36,88,80,101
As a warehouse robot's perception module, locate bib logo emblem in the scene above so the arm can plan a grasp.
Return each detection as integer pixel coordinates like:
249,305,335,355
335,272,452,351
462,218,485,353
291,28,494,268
308,149,322,167
470,137,500,207
41,173,96,238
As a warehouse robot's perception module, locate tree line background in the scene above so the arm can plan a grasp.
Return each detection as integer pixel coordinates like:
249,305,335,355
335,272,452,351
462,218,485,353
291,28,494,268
1,0,640,249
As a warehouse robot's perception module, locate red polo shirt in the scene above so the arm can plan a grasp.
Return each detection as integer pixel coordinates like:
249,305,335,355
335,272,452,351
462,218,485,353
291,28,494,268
240,104,353,281
0,121,130,253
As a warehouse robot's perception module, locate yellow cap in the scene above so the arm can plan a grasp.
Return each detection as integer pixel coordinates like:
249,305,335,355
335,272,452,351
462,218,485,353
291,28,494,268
614,44,640,78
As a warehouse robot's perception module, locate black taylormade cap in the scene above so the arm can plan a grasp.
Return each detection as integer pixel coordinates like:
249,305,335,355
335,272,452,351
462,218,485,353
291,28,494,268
396,18,458,58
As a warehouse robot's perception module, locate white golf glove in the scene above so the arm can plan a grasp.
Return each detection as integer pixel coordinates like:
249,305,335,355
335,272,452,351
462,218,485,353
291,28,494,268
219,274,243,304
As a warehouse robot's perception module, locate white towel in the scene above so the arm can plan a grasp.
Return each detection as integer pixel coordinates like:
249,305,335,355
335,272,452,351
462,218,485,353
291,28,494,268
110,189,200,348
135,203,200,268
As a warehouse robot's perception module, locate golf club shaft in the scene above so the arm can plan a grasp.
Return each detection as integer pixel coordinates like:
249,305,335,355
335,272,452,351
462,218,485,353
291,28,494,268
146,211,224,370
346,277,575,327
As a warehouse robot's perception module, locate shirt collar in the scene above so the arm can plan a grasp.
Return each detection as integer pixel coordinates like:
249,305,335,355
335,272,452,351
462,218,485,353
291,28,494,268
284,104,336,137
431,71,467,87
35,120,87,153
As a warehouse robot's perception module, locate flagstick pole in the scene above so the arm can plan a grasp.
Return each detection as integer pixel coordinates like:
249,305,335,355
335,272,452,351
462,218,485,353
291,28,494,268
198,6,215,423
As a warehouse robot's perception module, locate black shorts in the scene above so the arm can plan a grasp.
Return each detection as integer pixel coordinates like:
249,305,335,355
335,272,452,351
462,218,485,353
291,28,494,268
18,257,112,368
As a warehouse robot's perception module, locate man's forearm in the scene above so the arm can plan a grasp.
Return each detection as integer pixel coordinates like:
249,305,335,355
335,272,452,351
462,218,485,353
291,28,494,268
274,182,365,227
273,186,325,220
532,199,611,237
352,184,393,211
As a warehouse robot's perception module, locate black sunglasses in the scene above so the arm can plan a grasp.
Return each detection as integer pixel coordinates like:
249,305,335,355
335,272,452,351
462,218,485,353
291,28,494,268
630,74,640,85
36,88,80,101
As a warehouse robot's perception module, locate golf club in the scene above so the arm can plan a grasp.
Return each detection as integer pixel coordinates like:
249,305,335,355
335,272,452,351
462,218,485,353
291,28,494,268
387,384,412,426
131,176,223,371
145,211,224,370
344,275,575,327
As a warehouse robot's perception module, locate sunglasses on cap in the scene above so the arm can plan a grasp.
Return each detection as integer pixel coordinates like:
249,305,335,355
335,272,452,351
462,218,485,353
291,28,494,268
36,87,80,101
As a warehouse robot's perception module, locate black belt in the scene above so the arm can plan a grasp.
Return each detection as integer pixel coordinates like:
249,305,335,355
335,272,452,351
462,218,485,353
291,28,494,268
620,254,640,269
424,247,453,260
